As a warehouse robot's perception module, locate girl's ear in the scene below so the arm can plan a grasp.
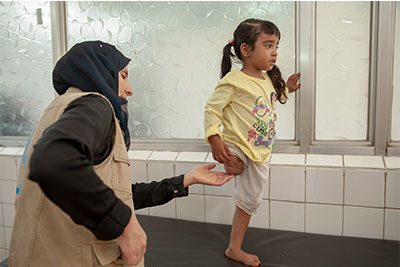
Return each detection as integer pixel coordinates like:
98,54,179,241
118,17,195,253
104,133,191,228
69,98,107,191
240,43,250,57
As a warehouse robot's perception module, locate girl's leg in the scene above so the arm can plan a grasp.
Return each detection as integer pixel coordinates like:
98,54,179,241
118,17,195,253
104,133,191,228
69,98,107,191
225,206,261,266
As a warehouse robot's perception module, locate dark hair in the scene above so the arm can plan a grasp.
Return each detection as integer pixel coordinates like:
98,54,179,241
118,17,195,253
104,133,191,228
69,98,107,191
221,18,287,104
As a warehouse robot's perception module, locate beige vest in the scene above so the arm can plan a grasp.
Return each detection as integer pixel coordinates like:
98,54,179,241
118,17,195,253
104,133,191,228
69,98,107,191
9,88,144,267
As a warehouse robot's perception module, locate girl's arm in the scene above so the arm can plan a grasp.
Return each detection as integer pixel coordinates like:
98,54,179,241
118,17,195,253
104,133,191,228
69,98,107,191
286,72,301,93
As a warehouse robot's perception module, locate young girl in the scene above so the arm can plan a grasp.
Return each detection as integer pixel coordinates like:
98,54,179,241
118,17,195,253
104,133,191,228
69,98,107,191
204,19,301,266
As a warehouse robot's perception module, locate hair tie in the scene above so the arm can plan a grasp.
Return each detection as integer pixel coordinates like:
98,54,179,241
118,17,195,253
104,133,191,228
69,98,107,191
230,39,235,46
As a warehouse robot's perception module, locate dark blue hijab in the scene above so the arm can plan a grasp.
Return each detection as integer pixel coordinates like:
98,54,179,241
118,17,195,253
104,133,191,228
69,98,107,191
52,41,131,149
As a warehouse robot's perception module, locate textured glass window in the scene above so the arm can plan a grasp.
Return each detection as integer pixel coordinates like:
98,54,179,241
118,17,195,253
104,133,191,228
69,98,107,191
392,3,400,141
315,2,371,140
66,1,296,139
0,1,54,136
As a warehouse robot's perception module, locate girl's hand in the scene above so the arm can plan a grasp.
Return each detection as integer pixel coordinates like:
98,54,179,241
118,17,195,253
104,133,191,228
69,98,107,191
286,72,301,93
208,135,230,163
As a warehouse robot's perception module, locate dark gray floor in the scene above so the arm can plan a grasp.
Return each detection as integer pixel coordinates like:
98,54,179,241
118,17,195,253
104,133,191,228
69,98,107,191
138,215,399,267
3,215,399,267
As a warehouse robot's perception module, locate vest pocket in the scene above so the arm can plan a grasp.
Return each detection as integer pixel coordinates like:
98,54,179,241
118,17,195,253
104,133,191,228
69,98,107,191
92,240,124,266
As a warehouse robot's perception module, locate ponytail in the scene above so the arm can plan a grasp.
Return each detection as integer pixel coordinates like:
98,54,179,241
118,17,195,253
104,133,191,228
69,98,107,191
267,65,287,104
220,42,234,78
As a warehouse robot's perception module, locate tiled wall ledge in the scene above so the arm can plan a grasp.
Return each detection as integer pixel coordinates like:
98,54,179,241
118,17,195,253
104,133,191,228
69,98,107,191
0,147,399,261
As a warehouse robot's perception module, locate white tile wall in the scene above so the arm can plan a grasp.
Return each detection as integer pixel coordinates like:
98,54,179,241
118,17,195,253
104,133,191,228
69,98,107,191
0,157,17,181
130,161,147,184
386,171,400,209
0,181,17,204
149,199,176,218
0,148,399,244
147,162,174,182
249,200,269,229
4,227,11,249
205,178,235,197
306,168,343,204
345,170,385,207
270,201,305,232
306,203,342,235
0,248,6,263
343,206,384,239
384,209,400,241
2,205,14,227
175,162,204,195
270,166,305,202
0,226,5,248
176,195,205,222
205,196,235,225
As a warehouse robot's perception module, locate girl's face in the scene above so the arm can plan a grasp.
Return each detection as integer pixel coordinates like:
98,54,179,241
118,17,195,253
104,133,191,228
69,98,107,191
118,65,133,100
246,33,279,71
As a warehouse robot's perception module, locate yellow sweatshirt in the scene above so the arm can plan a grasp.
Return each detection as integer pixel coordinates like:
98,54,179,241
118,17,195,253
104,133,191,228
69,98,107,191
204,70,287,164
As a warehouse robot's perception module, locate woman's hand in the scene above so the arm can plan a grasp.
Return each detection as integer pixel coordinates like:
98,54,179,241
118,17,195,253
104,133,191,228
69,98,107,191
286,72,301,93
184,164,235,187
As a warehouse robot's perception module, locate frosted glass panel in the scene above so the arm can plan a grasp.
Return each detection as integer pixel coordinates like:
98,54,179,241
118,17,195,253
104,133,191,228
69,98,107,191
392,3,400,141
0,1,54,136
315,2,370,140
66,1,296,139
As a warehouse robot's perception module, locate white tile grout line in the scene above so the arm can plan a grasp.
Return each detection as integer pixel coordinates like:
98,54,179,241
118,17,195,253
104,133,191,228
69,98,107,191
342,166,345,236
383,172,387,239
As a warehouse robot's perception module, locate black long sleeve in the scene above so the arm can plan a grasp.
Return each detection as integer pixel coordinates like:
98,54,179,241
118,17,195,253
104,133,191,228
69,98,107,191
133,175,188,210
29,94,189,240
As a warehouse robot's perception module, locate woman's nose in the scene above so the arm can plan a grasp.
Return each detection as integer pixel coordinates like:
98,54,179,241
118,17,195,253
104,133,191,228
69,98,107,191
126,85,133,96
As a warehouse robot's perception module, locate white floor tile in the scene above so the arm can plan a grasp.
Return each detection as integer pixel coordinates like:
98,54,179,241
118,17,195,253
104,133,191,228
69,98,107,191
386,171,400,208
384,157,400,169
270,201,305,232
270,167,305,202
128,150,152,160
149,199,176,219
205,196,235,225
270,153,305,166
384,209,400,241
343,206,383,239
176,152,207,162
306,204,342,235
148,151,178,161
249,200,269,229
306,154,342,167
0,148,21,156
344,170,385,207
344,155,385,169
306,168,343,204
176,195,205,222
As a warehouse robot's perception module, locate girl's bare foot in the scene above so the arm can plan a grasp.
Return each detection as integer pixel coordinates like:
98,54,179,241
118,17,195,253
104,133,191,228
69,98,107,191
224,155,244,175
225,247,261,266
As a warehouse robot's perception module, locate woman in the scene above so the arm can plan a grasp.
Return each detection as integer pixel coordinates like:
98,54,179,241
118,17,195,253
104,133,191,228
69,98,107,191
9,41,234,267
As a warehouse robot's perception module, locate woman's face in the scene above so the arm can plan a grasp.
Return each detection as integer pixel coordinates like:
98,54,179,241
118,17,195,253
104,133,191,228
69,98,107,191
118,65,132,100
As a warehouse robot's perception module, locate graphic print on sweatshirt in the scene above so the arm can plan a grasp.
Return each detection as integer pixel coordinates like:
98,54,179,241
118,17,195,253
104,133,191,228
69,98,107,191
247,92,277,148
